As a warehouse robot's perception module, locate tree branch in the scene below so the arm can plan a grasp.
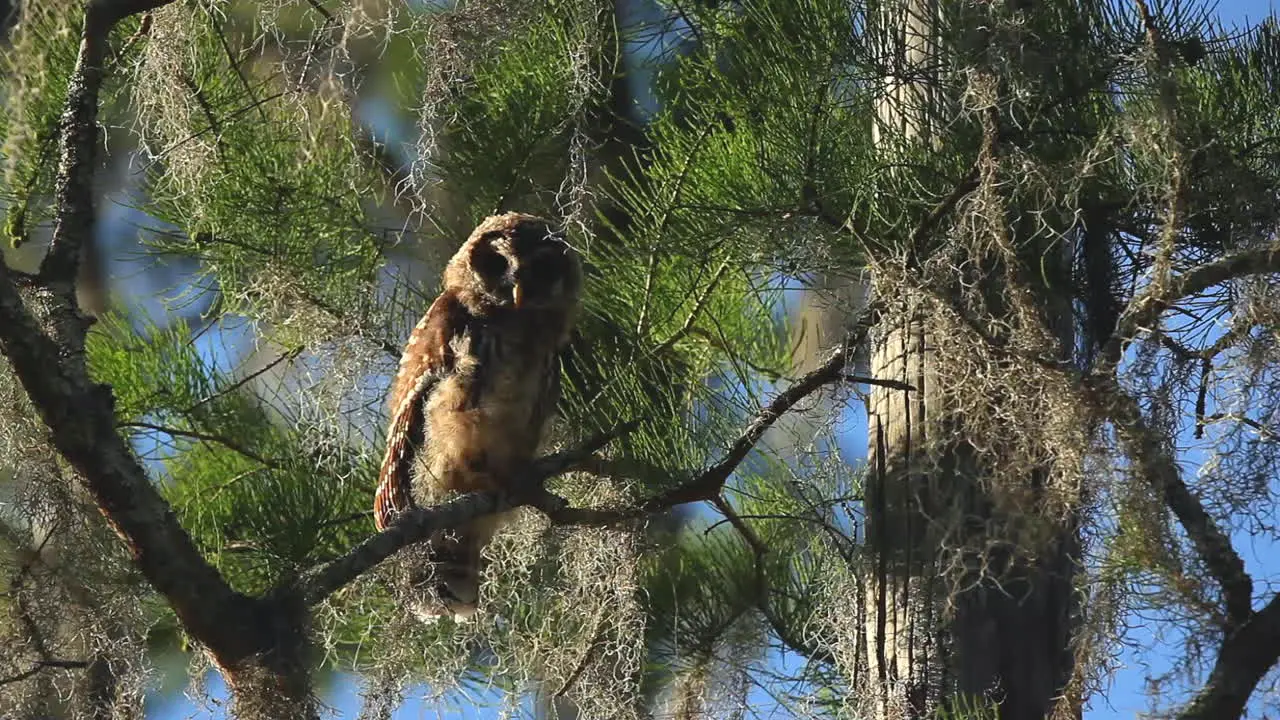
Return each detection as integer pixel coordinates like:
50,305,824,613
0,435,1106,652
1099,240,1280,368
631,345,851,512
0,266,262,661
299,345,853,605
0,0,282,682
1179,592,1280,720
1087,375,1253,629
40,0,173,283
523,345,857,529
296,421,640,605
1080,238,1268,630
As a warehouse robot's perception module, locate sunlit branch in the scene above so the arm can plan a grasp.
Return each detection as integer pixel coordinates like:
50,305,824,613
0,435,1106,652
1087,375,1253,629
1099,240,1280,369
299,341,857,605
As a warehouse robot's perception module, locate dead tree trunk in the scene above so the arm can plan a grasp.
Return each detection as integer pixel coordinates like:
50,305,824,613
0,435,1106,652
858,2,1079,718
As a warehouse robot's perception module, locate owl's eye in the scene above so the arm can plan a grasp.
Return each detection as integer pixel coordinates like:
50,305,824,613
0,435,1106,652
470,243,509,281
527,243,571,275
522,251,556,278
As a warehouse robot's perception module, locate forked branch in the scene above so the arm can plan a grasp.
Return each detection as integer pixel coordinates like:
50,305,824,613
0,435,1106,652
1097,240,1280,368
0,0,281,691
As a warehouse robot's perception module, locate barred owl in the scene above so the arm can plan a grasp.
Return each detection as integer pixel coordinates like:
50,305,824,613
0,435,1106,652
374,212,583,621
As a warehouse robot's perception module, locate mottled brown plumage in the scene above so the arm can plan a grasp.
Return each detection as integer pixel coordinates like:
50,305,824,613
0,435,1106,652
374,212,582,620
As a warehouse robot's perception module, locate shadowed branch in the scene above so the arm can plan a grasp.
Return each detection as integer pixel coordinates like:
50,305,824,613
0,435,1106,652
0,659,90,688
0,0,290,695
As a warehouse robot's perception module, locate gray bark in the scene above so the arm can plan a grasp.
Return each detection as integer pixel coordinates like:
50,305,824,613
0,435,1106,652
858,1,1078,717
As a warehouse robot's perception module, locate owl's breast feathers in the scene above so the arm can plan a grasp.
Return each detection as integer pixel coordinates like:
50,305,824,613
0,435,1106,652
373,288,569,530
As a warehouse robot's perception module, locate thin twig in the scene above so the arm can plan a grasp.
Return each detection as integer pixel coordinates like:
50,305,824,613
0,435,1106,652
711,496,835,664
844,374,915,392
554,619,609,697
0,660,90,687
118,421,279,469
652,260,731,355
182,346,303,414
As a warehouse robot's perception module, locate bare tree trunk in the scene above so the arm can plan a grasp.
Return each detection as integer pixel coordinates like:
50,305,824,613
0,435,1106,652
858,2,1078,718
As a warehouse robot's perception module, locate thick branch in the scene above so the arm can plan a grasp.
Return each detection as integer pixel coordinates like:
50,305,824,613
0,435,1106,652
0,269,260,661
1087,375,1253,629
300,490,512,606
1179,592,1280,720
1099,240,1280,367
0,0,273,678
40,0,174,283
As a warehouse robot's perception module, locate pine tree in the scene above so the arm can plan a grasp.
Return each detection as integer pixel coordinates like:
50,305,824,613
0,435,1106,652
3,1,1280,719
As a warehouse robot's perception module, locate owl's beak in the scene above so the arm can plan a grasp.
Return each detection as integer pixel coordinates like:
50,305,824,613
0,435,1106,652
511,283,524,308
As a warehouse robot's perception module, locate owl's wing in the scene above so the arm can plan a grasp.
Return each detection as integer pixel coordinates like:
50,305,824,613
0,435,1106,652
374,291,469,531
536,351,563,427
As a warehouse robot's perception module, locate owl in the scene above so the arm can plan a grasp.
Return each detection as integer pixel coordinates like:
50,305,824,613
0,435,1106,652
374,212,583,621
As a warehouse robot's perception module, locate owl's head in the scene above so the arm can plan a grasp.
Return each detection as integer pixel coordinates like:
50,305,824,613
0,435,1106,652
444,212,583,312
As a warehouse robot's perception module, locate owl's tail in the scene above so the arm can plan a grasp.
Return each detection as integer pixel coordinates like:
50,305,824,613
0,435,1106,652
409,517,500,623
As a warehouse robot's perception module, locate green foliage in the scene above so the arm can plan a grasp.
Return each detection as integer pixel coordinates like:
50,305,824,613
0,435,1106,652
134,5,386,326
438,6,587,214
0,1,149,248
87,314,371,595
5,0,1280,716
0,0,80,247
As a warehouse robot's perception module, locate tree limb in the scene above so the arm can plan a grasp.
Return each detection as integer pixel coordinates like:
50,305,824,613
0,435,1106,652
1179,592,1280,720
0,660,90,688
0,0,283,682
625,345,851,513
1081,243,1267,629
0,267,264,661
40,0,174,284
1086,375,1253,629
296,421,640,605
1099,240,1280,368
298,345,853,605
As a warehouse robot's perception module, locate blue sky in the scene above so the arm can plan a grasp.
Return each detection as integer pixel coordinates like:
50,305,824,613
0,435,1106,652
121,0,1280,717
